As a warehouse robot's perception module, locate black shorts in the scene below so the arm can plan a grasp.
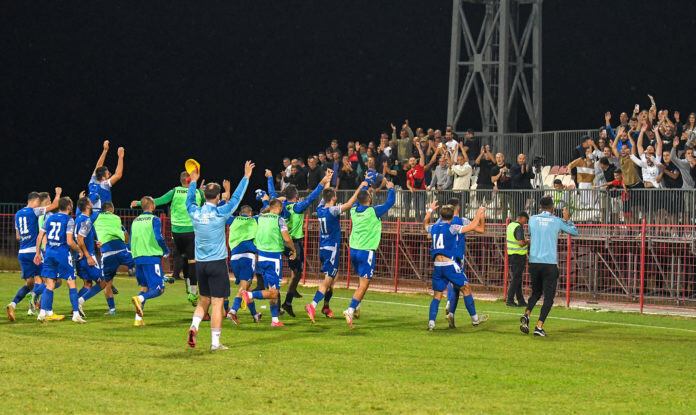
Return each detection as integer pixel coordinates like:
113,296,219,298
284,238,304,272
173,232,195,260
196,259,230,298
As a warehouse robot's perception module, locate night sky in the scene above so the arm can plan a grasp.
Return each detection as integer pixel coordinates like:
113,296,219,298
2,1,695,206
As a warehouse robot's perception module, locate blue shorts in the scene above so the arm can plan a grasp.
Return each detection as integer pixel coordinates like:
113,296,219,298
42,252,75,280
76,255,103,281
285,238,304,272
432,261,468,292
257,251,282,290
350,249,375,279
18,252,42,279
229,253,256,284
101,250,135,281
135,263,165,291
319,244,339,278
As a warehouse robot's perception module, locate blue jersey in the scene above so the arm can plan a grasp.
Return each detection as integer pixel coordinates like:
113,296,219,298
88,175,112,205
15,206,47,253
316,201,342,247
428,221,463,260
42,212,75,256
450,216,471,261
74,214,97,256
528,211,578,264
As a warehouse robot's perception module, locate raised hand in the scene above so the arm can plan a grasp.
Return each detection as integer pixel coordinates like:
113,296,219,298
265,169,273,178
605,112,611,123
55,187,62,196
385,180,394,189
391,123,396,131
130,200,138,208
563,207,570,221
359,180,368,189
429,200,439,211
189,169,200,183
222,179,231,193
79,190,86,199
244,161,255,178
117,147,125,157
103,140,110,150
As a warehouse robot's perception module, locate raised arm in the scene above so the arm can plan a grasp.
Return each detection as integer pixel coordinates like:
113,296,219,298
460,207,486,234
637,125,647,156
265,169,278,198
45,187,62,212
560,208,579,236
92,140,109,175
423,200,437,231
185,169,200,214
611,135,620,158
109,147,125,185
219,162,254,217
654,127,663,156
133,188,175,208
417,142,425,167
341,181,368,213
373,182,396,217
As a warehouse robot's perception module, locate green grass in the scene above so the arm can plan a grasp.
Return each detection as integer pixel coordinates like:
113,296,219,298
0,272,695,414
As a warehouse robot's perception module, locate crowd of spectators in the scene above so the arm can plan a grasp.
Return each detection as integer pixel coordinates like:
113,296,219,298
273,95,696,225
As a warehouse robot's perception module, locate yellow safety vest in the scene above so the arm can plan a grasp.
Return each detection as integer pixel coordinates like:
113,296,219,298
506,221,528,256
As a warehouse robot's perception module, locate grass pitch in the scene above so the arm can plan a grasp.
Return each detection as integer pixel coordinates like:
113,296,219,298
0,272,694,414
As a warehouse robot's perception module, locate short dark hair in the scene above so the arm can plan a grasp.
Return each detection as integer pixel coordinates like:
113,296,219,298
553,179,562,185
269,198,283,210
517,212,529,220
539,196,554,209
322,188,336,203
95,166,109,181
599,157,609,167
447,198,460,207
77,196,91,212
239,205,253,215
440,205,454,220
614,168,622,174
204,183,221,200
582,135,592,143
284,185,298,200
27,192,40,203
58,197,72,211
466,128,475,135
102,202,115,212
180,171,190,186
38,192,50,203
357,190,370,205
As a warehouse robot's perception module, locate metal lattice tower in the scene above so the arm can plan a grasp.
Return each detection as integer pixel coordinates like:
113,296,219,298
447,0,542,134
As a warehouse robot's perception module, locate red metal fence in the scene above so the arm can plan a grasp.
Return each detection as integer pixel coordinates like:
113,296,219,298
2,213,694,313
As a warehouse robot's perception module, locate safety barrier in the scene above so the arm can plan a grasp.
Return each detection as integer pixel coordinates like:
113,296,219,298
2,213,694,313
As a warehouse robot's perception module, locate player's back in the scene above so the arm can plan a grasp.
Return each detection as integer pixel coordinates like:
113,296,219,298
89,175,112,203
15,207,45,252
227,215,258,255
451,216,471,260
429,221,459,260
44,212,74,256
74,214,96,255
316,204,341,247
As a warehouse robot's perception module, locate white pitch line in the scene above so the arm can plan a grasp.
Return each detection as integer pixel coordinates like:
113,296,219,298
333,296,696,334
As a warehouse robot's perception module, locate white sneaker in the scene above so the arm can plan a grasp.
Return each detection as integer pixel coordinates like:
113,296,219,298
472,314,489,326
446,313,456,329
427,321,436,331
72,315,87,324
210,344,229,351
78,301,85,318
37,314,46,322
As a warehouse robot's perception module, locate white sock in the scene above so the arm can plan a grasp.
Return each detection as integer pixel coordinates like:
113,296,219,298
191,314,203,330
190,286,197,295
310,301,317,308
72,311,80,318
211,328,221,347
10,301,16,308
229,309,236,315
471,314,479,323
47,310,53,316
78,297,85,305
135,314,143,321
347,307,355,314
429,320,435,325
110,308,116,312
137,295,145,303
448,312,454,318
272,316,279,323
38,309,46,317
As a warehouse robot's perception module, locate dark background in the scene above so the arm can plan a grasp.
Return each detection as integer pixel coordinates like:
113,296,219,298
2,1,695,206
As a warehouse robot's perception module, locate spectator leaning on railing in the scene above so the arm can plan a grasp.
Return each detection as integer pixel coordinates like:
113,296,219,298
491,153,513,222
510,153,535,215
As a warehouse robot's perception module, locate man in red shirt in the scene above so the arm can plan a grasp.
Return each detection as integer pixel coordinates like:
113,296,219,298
404,142,427,220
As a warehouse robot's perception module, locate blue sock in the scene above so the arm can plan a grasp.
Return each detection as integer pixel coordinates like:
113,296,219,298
450,286,460,314
12,285,31,304
248,301,257,316
41,289,54,311
68,288,79,312
252,291,264,300
270,304,279,318
312,291,325,304
78,286,88,297
224,299,230,312
141,288,161,301
81,285,103,302
464,294,476,317
429,298,441,321
231,297,242,312
106,297,115,310
31,283,46,296
349,298,360,309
